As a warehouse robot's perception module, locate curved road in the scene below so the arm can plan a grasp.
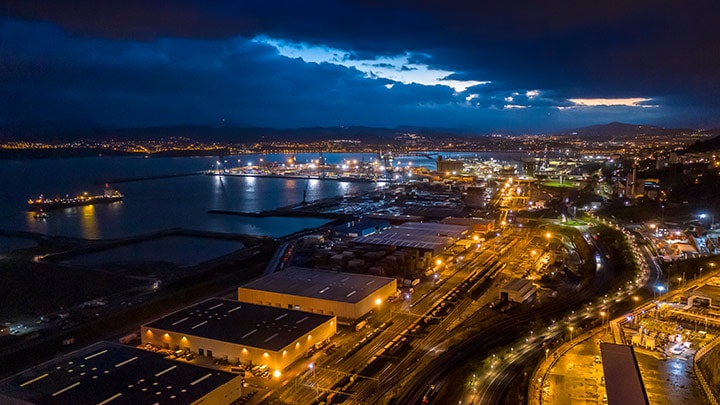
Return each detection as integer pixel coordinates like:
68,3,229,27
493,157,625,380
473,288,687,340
394,225,627,405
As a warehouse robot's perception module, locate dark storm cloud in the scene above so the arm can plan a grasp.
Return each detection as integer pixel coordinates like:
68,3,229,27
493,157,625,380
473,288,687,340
2,1,719,130
0,18,461,128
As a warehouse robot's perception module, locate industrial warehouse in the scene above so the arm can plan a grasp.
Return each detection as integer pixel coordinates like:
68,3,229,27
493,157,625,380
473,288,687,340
237,267,397,323
0,342,242,405
141,298,336,372
351,222,472,256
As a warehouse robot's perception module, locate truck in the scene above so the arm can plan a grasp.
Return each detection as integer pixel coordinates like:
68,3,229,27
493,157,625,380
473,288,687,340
314,338,330,351
118,332,139,345
422,384,436,403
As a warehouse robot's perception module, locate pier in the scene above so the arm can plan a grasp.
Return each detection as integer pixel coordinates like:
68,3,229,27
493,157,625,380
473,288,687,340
207,171,387,183
94,171,204,185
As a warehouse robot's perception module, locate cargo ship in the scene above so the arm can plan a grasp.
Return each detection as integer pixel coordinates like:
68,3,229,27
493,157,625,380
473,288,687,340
28,186,124,211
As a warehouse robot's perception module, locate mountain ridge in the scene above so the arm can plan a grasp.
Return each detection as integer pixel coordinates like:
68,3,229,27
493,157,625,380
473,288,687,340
1,121,715,144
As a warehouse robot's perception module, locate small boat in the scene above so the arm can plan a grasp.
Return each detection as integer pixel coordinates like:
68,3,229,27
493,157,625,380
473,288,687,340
33,210,49,219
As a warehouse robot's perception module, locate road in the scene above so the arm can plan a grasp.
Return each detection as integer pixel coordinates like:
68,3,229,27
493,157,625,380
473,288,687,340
267,232,521,404
393,220,635,405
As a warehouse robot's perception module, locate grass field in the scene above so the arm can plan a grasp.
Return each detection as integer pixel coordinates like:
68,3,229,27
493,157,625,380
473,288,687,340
541,181,576,188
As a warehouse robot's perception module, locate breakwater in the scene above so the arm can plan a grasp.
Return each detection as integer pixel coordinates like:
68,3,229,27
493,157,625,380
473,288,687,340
94,171,204,185
208,172,387,183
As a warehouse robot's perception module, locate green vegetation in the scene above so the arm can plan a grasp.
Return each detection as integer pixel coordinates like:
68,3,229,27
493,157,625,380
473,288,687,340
561,219,588,226
594,223,641,283
541,181,577,188
661,255,720,283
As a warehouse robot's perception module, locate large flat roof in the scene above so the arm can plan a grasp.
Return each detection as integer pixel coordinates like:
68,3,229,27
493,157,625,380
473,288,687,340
0,342,238,405
144,298,333,351
689,283,720,302
395,222,471,237
240,267,395,304
333,219,390,235
366,213,424,223
600,343,649,405
351,222,470,252
502,278,533,292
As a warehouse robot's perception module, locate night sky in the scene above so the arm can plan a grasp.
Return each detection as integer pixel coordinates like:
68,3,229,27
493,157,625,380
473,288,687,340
2,1,720,132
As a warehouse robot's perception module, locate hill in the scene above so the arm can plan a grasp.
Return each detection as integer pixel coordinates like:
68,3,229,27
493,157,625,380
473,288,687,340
559,121,700,140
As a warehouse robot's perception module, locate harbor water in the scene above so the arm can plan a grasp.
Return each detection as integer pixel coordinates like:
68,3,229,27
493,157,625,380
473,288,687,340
0,152,525,239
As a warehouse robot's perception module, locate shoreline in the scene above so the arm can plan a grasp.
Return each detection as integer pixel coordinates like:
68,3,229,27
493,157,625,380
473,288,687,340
207,171,389,183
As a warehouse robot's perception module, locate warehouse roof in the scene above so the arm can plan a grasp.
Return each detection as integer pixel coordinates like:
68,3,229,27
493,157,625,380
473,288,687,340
0,342,238,405
366,213,424,224
688,283,720,303
600,343,649,405
144,298,333,351
333,219,390,236
240,267,395,304
502,278,534,293
351,222,470,253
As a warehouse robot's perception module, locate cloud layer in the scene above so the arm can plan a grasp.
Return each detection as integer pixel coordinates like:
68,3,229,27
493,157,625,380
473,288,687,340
2,1,719,131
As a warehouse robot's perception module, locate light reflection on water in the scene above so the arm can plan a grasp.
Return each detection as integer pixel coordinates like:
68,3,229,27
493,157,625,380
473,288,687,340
79,205,99,239
0,156,382,239
0,152,527,239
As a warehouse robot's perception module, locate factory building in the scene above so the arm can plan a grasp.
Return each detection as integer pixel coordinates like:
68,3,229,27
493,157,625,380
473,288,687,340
333,218,390,237
142,298,336,372
436,156,464,176
238,267,397,324
500,278,537,303
365,213,424,225
680,280,720,309
0,342,243,405
600,343,650,405
441,216,495,232
351,222,471,257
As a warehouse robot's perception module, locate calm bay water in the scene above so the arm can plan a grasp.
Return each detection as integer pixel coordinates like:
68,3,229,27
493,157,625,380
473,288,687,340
0,152,525,239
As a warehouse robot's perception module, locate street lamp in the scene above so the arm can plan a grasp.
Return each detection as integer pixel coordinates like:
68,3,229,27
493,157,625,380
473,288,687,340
654,284,665,299
569,326,574,343
309,363,318,394
700,213,713,229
